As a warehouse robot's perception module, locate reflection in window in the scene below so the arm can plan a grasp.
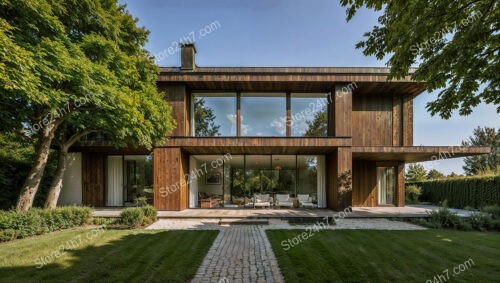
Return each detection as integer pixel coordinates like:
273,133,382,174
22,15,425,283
106,155,153,206
291,93,329,137
193,93,236,136
377,167,396,205
297,156,318,201
241,93,286,136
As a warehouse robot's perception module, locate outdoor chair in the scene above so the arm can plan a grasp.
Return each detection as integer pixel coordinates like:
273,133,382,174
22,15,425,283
253,194,273,208
275,194,293,208
297,194,317,208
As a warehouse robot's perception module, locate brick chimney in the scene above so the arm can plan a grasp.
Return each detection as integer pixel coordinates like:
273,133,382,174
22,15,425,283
181,43,196,70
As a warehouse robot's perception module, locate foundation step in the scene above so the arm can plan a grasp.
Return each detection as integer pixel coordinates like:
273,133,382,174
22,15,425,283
218,218,269,225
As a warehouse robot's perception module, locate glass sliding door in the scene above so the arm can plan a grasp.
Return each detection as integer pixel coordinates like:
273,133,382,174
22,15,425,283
106,156,123,206
297,156,318,202
377,167,396,205
272,155,296,196
106,155,153,206
223,156,245,208
124,155,153,205
245,155,272,200
189,154,326,208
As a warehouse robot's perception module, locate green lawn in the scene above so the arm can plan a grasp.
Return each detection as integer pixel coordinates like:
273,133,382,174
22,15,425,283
266,229,500,282
0,228,218,282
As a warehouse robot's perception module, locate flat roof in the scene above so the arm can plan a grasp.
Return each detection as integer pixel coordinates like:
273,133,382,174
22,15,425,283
157,67,426,96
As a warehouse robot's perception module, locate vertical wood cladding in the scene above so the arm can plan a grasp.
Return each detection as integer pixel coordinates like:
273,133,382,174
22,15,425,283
403,95,414,146
327,147,352,211
82,153,105,207
392,95,403,146
159,84,188,136
397,162,405,207
352,160,377,206
353,93,413,147
352,160,405,207
154,148,189,210
330,84,353,137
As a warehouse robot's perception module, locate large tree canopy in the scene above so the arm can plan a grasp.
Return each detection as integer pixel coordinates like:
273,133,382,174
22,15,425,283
340,0,499,119
0,0,175,210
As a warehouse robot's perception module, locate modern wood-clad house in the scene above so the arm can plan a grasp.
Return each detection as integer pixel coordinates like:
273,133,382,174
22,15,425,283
60,44,489,211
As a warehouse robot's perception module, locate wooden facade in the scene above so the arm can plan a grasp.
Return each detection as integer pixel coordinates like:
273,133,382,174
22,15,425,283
82,153,105,207
75,45,490,211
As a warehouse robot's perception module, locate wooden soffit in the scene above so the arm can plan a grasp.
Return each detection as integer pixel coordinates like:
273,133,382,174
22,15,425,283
352,146,491,162
158,137,351,154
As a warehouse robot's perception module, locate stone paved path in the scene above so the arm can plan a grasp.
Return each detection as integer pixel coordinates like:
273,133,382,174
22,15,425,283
191,225,284,283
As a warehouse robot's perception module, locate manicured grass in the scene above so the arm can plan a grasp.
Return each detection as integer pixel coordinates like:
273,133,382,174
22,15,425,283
266,229,500,282
0,228,218,282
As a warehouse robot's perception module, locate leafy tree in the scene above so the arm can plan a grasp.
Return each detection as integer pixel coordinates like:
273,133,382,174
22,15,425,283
0,0,174,210
427,169,445,180
304,107,328,137
405,163,427,182
447,172,459,178
462,126,499,175
194,97,220,136
340,0,499,118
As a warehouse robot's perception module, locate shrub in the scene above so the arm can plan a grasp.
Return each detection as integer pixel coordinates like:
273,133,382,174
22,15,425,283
428,204,461,229
0,206,92,240
481,205,500,219
468,211,492,231
0,228,16,242
409,175,500,209
141,205,158,225
93,217,120,226
120,207,144,228
405,185,422,202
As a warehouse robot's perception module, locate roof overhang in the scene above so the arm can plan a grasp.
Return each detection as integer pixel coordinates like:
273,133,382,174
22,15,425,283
352,146,491,162
158,137,351,154
157,67,426,97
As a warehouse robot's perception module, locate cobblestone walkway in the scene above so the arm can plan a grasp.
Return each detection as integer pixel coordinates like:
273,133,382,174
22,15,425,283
191,225,284,283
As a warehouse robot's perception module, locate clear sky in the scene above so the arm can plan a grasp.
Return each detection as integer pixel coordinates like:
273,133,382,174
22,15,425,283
121,0,499,174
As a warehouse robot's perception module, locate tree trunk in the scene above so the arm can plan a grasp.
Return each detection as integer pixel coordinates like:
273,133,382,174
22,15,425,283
43,129,95,209
16,125,56,211
44,149,68,209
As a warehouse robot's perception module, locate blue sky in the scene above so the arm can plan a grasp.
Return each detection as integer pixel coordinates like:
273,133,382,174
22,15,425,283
121,0,499,174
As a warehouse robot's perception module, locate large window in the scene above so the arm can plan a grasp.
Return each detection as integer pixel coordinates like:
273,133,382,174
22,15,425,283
297,156,319,200
188,155,326,208
192,93,236,136
241,93,286,136
291,93,329,136
377,167,396,205
191,92,331,137
106,155,153,206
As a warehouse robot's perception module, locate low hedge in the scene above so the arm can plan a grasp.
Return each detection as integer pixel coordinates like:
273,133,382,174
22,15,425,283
119,205,158,228
408,175,500,209
0,206,92,242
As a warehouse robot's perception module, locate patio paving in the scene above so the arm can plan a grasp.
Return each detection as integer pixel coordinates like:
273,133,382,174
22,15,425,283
93,205,474,218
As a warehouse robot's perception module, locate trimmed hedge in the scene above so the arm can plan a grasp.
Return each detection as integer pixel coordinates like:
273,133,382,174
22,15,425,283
119,205,158,228
409,175,500,209
0,206,92,242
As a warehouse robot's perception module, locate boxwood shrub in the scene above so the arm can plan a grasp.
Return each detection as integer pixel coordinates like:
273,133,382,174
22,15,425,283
0,206,93,242
409,175,500,209
120,207,144,228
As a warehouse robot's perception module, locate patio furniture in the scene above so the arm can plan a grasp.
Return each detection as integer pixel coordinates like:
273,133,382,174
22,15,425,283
253,194,273,208
297,194,317,208
200,198,220,208
275,194,293,208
